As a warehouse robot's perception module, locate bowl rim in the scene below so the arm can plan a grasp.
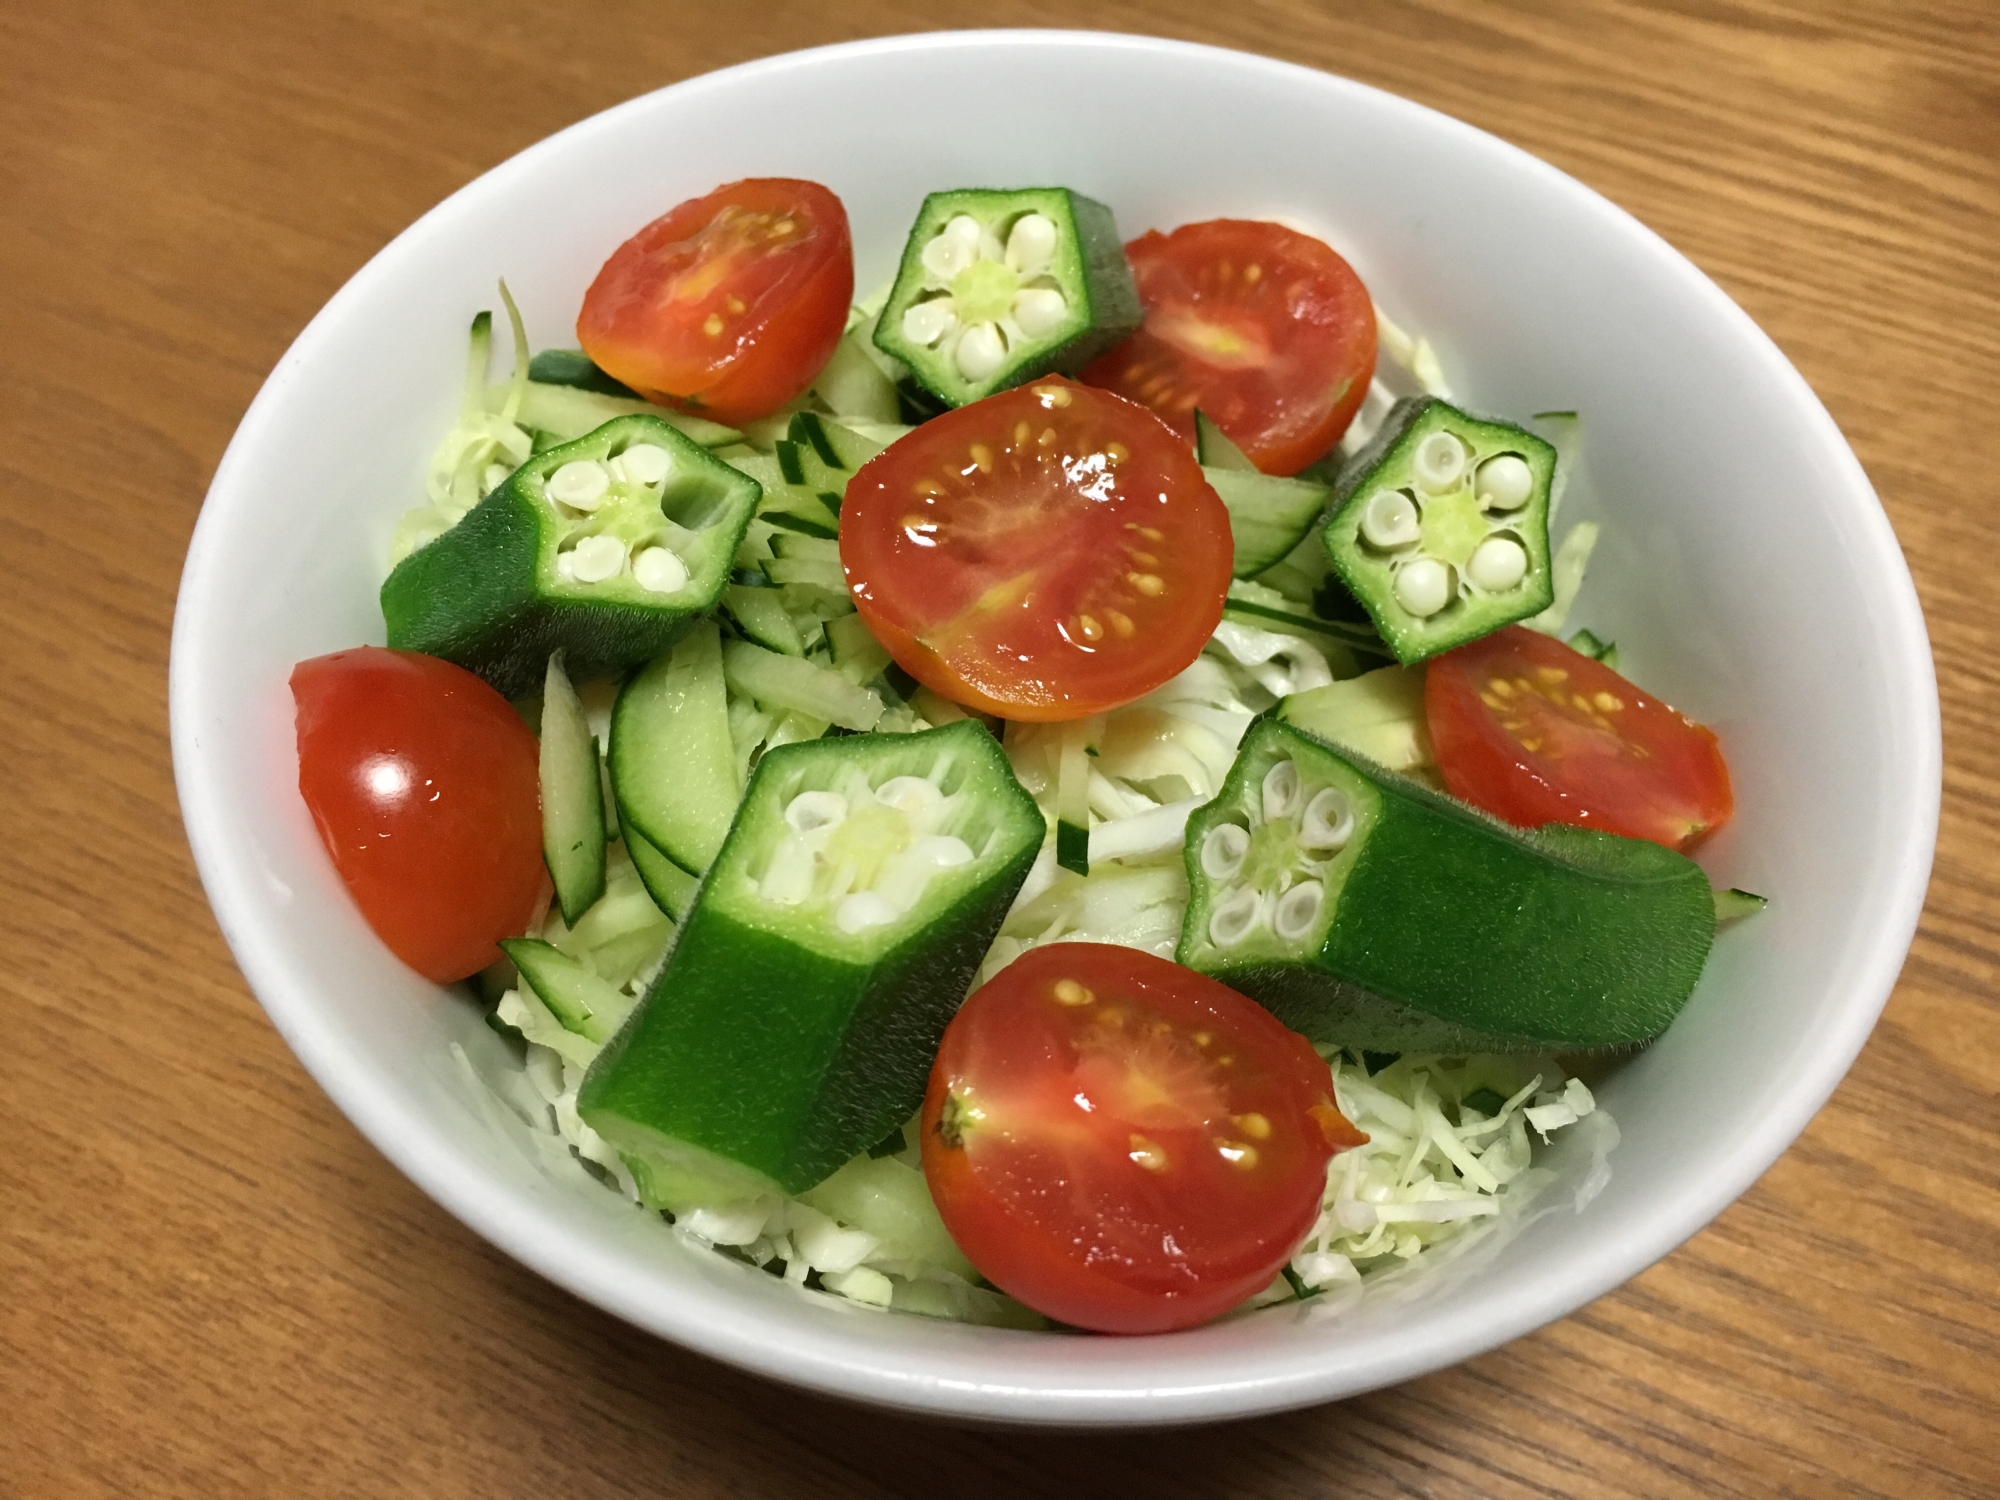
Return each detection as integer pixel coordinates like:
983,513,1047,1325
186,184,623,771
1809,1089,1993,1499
170,27,1942,1425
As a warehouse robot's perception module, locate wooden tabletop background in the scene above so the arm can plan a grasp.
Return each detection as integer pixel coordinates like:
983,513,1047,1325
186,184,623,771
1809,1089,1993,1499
5,1,1995,1495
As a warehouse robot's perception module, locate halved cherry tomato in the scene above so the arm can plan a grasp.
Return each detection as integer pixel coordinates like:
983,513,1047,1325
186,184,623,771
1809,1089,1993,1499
291,647,546,983
921,943,1365,1335
840,378,1233,721
577,178,853,426
1080,219,1377,476
1426,626,1734,850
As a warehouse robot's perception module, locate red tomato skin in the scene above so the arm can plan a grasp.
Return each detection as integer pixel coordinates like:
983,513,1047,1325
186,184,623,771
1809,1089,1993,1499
1081,220,1377,476
1426,626,1735,851
921,944,1360,1334
577,178,853,426
291,647,546,983
840,378,1233,721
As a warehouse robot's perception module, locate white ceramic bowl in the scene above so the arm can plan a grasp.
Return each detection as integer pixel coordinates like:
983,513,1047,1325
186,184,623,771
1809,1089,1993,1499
171,30,1939,1424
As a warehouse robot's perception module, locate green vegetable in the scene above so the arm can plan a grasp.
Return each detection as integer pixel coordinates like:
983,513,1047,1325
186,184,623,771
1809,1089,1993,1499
500,937,637,1045
526,349,639,399
872,188,1141,407
1178,720,1716,1051
1713,887,1769,921
1322,396,1557,663
1278,664,1433,775
578,720,1044,1204
381,416,761,697
538,652,607,923
609,622,739,876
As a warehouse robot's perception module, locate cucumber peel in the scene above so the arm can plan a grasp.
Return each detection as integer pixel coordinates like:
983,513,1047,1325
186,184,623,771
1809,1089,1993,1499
538,651,607,923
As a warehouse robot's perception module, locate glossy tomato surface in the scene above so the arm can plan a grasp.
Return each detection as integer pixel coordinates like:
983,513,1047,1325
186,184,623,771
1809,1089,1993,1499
292,647,545,983
840,378,1233,721
922,943,1365,1334
1081,219,1377,475
577,178,852,426
1426,626,1735,850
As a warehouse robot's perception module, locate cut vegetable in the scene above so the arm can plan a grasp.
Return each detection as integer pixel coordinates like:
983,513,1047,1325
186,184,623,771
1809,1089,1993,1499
1178,720,1716,1051
500,937,637,1044
381,415,762,697
578,720,1045,1203
609,622,739,875
538,652,607,923
1322,397,1557,664
1278,665,1433,775
873,188,1142,408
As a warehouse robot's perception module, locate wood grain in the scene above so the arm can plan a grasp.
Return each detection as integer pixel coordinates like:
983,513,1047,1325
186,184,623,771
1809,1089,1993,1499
2,2,1994,1496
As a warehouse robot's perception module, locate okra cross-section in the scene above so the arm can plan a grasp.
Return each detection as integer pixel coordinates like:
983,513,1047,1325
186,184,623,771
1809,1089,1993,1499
1177,721,1716,1052
578,719,1044,1207
380,414,760,697
1323,397,1558,663
873,187,1142,408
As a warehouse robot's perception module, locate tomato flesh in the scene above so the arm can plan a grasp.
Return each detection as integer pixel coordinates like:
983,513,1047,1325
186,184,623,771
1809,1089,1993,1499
291,647,546,983
921,943,1364,1334
577,178,853,426
1426,626,1734,850
839,378,1233,721
1081,219,1377,476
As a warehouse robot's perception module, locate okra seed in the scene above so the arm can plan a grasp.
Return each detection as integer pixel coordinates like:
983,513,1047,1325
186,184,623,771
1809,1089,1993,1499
1467,535,1529,592
1209,887,1262,947
613,443,672,488
1360,489,1420,549
1274,881,1324,941
1475,454,1533,512
568,533,626,583
1263,759,1302,821
835,891,898,934
1201,823,1250,880
1011,286,1068,339
874,775,943,815
920,217,981,280
901,298,957,348
1298,788,1354,851
632,546,688,594
785,790,848,834
956,323,1007,381
1412,432,1468,492
1394,557,1454,618
908,834,975,868
547,460,610,511
1005,213,1058,275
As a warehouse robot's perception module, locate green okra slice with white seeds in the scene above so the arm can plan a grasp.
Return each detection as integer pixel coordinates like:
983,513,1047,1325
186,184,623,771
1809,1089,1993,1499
873,188,1142,407
1322,397,1558,663
382,414,760,697
579,720,1044,1206
1178,721,1716,1053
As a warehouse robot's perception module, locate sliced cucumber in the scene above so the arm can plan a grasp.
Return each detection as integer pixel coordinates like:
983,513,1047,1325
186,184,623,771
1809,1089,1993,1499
539,652,607,922
722,584,805,657
500,937,637,1045
609,622,738,875
527,349,639,399
721,638,883,731
579,720,1045,1201
626,831,700,921
1713,887,1769,922
1224,580,1386,652
1179,720,1716,1051
1207,467,1332,578
1279,665,1432,775
1194,410,1257,473
810,329,902,425
509,381,741,449
1055,718,1093,875
826,611,893,685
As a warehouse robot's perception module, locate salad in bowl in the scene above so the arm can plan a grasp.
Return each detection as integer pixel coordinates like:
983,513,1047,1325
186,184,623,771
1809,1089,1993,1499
172,31,1935,1422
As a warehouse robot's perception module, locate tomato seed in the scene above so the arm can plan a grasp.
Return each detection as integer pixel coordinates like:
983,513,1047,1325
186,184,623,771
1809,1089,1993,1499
1052,978,1094,1006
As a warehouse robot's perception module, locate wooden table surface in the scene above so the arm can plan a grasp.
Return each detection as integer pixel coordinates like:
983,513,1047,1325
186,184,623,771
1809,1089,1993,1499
5,1,1995,1495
